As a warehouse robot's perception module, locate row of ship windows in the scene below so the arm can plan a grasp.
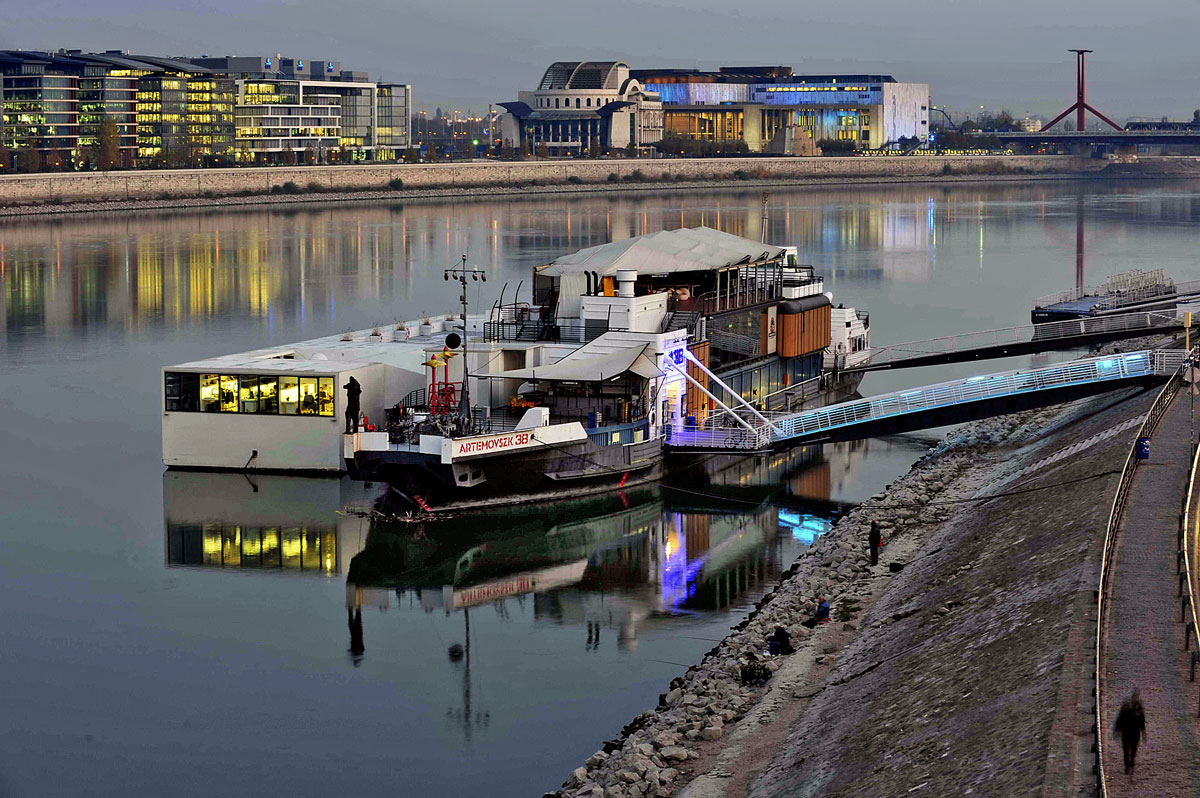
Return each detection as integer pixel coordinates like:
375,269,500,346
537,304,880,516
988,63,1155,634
165,372,335,416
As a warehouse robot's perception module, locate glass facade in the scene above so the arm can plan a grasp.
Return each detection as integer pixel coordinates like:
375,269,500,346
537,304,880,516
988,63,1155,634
136,73,234,161
376,83,411,158
664,108,743,143
136,75,186,159
1,74,79,156
713,353,822,406
328,85,375,154
234,80,341,162
166,371,334,416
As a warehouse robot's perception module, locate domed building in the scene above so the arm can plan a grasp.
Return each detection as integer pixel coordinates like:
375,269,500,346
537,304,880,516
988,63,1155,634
498,61,663,156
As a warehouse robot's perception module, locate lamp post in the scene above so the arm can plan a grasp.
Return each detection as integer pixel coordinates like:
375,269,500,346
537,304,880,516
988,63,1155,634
444,254,487,423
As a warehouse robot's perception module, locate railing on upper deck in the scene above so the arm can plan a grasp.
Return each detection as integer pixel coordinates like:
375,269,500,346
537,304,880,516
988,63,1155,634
695,273,825,316
483,320,621,343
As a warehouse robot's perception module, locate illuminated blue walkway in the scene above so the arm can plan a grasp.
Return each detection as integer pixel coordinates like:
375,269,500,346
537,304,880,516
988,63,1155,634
667,350,1187,451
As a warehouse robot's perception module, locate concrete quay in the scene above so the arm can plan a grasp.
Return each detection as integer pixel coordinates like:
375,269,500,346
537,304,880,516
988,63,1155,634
0,155,1104,209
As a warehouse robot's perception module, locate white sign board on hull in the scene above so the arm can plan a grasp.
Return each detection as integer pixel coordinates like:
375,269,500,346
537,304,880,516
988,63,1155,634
441,422,589,463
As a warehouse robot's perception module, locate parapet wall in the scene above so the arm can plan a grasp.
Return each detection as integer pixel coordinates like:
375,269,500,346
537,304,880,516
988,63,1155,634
0,156,1102,206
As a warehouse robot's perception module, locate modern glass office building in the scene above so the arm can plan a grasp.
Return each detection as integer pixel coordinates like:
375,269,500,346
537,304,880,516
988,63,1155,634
0,49,410,167
234,79,341,162
192,56,410,161
0,52,79,165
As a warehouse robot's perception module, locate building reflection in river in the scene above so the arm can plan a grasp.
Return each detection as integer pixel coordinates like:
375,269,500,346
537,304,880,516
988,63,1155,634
9,182,1188,345
163,471,386,575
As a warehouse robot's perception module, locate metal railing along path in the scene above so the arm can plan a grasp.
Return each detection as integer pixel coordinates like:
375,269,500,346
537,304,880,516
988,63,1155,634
1094,349,1190,797
855,309,1182,371
1181,432,1200,705
670,350,1186,451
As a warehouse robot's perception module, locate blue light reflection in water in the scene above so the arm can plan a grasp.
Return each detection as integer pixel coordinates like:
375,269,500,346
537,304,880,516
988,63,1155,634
778,511,831,546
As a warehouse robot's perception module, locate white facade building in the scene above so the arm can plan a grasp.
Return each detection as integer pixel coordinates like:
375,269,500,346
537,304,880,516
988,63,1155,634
499,61,663,155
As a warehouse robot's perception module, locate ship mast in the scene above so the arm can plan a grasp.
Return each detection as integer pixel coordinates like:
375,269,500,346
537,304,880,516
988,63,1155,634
444,254,487,425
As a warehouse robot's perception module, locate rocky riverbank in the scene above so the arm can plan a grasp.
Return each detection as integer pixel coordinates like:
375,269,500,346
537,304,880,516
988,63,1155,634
549,337,1177,798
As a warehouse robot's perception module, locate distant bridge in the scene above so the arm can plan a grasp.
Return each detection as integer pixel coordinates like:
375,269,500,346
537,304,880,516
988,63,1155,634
844,309,1186,373
973,130,1200,147
666,350,1186,451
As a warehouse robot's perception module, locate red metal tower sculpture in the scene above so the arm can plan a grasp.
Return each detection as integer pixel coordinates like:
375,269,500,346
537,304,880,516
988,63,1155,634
1040,50,1123,132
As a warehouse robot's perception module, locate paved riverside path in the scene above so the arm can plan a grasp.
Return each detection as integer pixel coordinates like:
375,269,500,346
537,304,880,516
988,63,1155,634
1102,394,1200,797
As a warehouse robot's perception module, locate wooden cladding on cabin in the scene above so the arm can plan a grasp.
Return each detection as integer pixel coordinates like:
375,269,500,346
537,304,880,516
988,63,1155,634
777,304,831,358
686,341,712,420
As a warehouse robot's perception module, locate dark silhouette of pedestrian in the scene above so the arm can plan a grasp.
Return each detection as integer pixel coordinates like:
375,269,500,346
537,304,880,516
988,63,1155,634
869,521,882,566
344,376,362,433
1114,690,1147,773
348,607,364,665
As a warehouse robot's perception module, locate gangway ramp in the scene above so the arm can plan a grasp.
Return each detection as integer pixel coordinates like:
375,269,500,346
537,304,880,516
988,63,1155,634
846,309,1185,373
666,350,1186,451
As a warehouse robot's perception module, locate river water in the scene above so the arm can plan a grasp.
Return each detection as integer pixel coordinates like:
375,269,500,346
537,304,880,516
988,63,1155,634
3,180,1200,797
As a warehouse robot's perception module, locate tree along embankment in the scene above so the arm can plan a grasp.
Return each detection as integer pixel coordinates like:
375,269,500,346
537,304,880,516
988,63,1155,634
0,154,1122,215
550,334,1177,798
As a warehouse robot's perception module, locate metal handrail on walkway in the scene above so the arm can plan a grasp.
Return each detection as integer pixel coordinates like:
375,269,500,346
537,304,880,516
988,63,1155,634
670,350,1184,451
1181,433,1200,706
1094,349,1189,797
858,309,1181,370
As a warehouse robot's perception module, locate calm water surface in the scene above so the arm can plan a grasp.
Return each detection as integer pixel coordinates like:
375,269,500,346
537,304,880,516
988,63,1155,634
3,181,1200,797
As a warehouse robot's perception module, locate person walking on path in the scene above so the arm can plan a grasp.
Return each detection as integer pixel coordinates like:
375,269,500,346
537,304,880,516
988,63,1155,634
869,521,882,566
344,376,362,434
1113,690,1147,774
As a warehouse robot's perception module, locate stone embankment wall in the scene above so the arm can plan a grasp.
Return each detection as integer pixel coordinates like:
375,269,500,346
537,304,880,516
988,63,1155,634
0,156,1100,206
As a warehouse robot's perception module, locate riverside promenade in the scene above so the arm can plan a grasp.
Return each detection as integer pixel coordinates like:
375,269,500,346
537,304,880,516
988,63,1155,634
1102,391,1200,797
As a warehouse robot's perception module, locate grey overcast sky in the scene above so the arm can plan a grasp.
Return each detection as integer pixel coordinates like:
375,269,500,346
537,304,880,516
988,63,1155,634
4,0,1198,120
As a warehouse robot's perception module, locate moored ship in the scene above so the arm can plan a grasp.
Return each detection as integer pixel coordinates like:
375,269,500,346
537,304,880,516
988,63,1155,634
160,227,870,510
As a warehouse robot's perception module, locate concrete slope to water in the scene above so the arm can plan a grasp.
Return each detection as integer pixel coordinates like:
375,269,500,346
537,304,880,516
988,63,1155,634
748,388,1158,798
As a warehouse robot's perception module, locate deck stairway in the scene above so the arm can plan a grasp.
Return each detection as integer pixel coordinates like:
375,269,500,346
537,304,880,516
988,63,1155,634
512,323,542,341
661,310,702,340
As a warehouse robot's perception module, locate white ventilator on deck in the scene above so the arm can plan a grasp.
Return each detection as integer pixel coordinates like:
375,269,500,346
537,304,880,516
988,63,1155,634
616,269,637,298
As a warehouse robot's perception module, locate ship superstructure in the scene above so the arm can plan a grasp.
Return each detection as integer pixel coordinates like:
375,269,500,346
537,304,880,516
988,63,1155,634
160,227,870,509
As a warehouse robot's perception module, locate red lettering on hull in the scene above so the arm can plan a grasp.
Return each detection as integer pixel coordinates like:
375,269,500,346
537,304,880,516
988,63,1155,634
454,432,533,457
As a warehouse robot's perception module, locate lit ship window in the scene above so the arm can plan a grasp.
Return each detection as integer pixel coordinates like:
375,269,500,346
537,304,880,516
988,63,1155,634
166,372,335,417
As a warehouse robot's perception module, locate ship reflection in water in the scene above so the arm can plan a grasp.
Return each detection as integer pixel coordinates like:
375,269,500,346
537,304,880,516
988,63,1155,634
163,470,387,575
162,439,915,746
346,444,841,642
